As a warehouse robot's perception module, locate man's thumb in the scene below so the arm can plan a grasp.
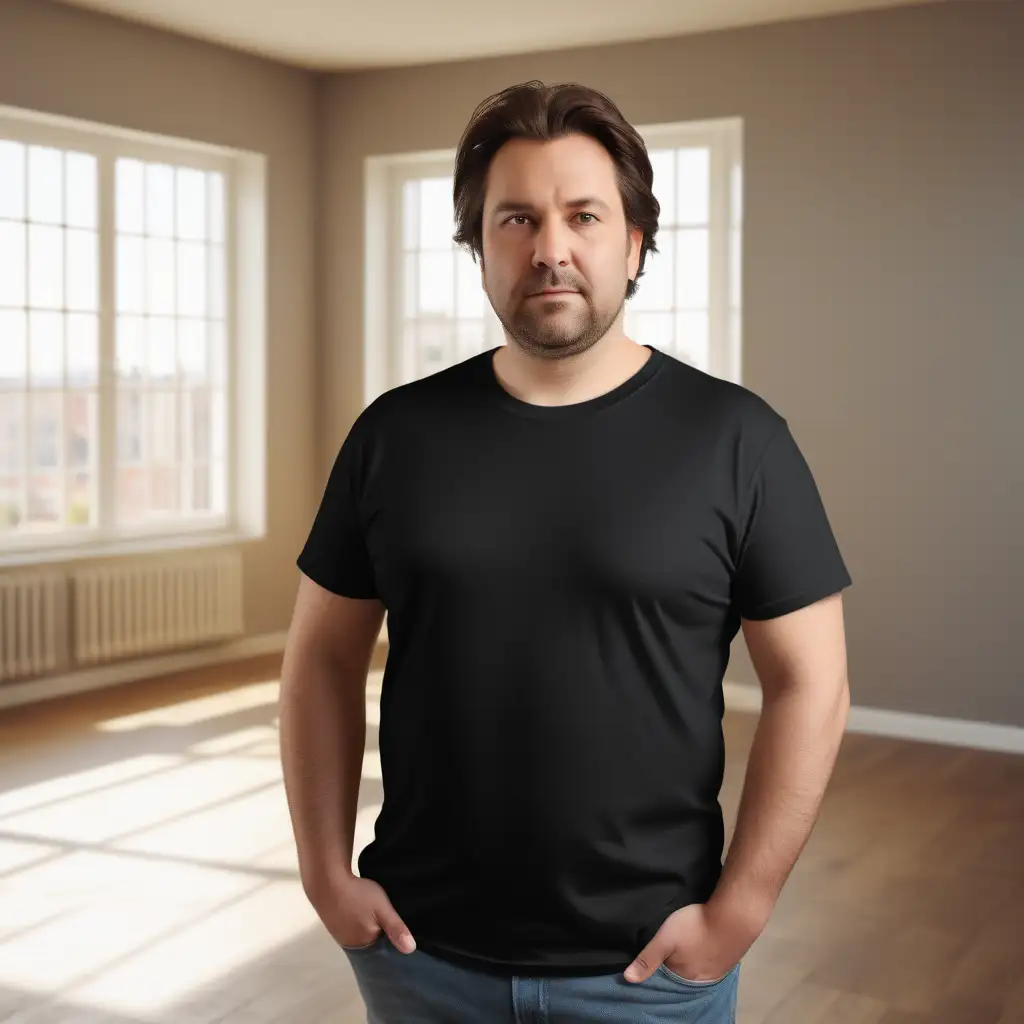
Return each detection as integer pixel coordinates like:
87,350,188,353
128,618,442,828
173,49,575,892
375,901,416,954
624,941,667,983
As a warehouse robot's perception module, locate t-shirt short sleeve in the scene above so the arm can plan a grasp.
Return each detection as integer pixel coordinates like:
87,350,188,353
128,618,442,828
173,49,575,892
733,420,852,620
296,420,378,600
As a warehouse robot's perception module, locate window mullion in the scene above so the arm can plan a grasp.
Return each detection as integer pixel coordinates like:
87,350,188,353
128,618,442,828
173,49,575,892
97,147,117,539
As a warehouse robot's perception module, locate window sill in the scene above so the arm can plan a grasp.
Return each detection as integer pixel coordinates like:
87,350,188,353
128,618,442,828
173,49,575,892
0,527,258,570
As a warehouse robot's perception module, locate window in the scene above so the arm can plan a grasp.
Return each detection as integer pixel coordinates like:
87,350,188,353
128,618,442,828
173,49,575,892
0,106,266,563
364,119,743,403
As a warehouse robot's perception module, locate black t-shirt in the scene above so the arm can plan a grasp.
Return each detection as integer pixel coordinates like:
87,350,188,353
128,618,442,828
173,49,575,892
297,345,852,977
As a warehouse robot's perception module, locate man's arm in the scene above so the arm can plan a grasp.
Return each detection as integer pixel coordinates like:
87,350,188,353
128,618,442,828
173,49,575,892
708,591,850,930
277,573,384,898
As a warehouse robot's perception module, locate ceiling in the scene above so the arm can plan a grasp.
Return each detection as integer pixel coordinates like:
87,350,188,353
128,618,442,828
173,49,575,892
57,0,940,71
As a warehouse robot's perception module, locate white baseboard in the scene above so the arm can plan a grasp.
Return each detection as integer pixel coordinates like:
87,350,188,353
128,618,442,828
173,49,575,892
0,631,289,712
723,681,1024,755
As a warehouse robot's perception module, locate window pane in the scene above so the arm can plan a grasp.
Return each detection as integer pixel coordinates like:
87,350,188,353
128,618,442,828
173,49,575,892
66,229,98,312
148,390,178,464
0,392,24,529
210,390,226,461
627,311,674,351
455,319,487,362
28,147,62,225
455,249,485,319
191,462,211,512
117,159,144,234
117,465,148,523
178,320,207,383
0,223,26,307
649,149,675,227
0,392,25,472
418,252,454,316
417,321,452,377
29,311,63,388
189,389,211,461
65,152,97,230
207,173,224,243
418,178,454,250
117,388,143,463
0,141,25,220
149,463,179,515
30,391,62,469
631,241,674,312
675,311,709,370
0,311,27,387
147,317,176,382
117,236,144,313
65,390,96,469
176,168,206,240
176,241,206,317
146,163,175,238
146,238,175,315
116,315,145,382
67,313,98,388
27,473,61,524
676,229,709,309
677,148,710,226
208,245,225,319
66,469,93,526
29,225,63,309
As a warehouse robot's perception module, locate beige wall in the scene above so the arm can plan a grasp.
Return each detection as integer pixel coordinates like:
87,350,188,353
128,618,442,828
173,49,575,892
0,0,320,638
321,1,1024,727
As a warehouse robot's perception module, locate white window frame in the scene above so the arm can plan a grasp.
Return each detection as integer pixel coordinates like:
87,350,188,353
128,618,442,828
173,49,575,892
631,117,743,385
0,105,267,569
364,117,743,405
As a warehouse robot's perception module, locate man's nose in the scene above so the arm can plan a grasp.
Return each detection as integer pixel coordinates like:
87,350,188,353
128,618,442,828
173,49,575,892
532,219,571,269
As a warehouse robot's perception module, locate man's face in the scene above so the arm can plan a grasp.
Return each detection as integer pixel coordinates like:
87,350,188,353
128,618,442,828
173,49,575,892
480,134,643,360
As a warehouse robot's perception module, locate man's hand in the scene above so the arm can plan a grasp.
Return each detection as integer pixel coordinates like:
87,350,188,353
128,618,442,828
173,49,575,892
306,871,417,955
623,900,767,984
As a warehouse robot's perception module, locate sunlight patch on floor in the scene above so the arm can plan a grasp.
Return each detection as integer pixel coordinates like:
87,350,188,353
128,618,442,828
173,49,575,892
96,680,280,732
0,753,181,817
61,879,320,1019
1,755,283,845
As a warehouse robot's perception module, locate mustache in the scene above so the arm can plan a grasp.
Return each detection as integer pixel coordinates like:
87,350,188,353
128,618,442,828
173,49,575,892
521,271,586,296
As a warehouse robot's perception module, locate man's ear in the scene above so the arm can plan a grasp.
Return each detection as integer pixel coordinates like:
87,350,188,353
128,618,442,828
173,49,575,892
627,227,643,281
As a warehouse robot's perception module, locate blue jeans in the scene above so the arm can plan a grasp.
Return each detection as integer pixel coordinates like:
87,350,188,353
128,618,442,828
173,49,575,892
343,934,740,1023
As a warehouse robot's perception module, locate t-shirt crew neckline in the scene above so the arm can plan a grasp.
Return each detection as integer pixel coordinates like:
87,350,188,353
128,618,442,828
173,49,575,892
480,344,665,420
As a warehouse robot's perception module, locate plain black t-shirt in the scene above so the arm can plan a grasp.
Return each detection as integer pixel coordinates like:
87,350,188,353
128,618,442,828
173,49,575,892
297,345,852,977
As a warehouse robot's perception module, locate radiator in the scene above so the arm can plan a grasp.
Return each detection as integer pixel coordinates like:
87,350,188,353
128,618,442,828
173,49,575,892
72,550,245,665
0,571,69,683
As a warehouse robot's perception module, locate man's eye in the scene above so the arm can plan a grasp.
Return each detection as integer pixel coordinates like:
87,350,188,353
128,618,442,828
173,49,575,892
577,213,597,224
509,215,530,225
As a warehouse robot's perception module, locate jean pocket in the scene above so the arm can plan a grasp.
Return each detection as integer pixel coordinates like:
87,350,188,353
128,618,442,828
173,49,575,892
657,961,737,989
341,931,386,954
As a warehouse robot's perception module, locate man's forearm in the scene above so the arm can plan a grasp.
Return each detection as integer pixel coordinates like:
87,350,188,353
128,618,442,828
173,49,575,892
708,677,850,927
278,649,367,896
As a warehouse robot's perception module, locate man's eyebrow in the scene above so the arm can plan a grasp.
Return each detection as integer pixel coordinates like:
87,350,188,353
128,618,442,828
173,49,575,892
491,197,611,216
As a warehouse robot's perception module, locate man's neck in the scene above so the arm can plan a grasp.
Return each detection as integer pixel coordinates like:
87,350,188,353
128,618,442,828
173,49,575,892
492,334,650,408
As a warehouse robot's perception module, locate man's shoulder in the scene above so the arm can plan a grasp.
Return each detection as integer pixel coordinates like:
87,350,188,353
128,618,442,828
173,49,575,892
354,351,490,430
655,351,785,445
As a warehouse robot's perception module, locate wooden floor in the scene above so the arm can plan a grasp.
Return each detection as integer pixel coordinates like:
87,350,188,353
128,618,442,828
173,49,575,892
0,656,1022,1023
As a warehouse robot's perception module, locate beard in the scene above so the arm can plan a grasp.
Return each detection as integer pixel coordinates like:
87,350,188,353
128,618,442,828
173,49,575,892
489,270,627,361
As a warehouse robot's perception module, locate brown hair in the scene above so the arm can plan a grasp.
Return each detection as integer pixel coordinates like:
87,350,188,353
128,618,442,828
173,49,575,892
452,81,660,300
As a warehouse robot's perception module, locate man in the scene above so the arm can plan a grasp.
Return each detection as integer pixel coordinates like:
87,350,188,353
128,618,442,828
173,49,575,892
280,80,851,1023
